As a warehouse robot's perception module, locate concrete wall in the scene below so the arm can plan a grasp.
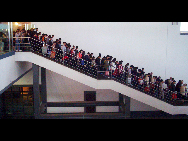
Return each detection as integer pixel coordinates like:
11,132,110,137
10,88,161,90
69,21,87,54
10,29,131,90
46,69,158,113
0,54,32,94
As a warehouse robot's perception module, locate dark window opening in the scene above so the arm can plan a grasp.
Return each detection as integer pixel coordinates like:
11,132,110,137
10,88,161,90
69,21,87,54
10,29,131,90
84,91,96,113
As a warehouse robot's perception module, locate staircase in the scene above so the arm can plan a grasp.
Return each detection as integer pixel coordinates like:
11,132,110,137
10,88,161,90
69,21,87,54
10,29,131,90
15,51,188,115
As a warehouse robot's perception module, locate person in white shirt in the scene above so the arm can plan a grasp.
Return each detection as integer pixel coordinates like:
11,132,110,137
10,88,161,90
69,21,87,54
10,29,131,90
159,80,167,99
61,42,67,55
15,30,20,51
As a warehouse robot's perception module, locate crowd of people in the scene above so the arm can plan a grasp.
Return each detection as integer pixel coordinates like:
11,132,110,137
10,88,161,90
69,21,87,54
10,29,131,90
14,28,41,51
25,27,188,105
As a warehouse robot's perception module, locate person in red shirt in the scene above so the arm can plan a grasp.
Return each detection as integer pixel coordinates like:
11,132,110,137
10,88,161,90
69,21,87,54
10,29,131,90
77,50,83,65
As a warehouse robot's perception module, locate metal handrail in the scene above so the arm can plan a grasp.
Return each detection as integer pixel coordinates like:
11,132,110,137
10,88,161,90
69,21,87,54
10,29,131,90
22,35,188,106
13,37,31,38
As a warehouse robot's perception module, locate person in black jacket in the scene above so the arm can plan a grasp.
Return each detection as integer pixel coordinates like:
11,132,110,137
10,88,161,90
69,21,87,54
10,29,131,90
176,80,182,98
171,80,176,94
95,55,101,71
55,40,62,62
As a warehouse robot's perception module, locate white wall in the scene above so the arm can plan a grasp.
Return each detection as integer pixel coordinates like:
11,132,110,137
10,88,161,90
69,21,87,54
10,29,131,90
46,69,158,113
32,22,188,84
0,55,32,92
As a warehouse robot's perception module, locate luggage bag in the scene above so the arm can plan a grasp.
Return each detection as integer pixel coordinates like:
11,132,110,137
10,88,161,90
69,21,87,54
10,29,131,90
42,46,48,54
50,51,56,58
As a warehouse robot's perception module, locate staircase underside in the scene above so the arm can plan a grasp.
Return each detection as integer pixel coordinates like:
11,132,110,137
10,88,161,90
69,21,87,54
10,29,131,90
15,52,188,115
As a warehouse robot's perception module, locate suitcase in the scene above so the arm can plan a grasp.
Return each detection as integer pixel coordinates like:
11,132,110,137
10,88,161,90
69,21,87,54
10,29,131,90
144,86,150,92
50,51,56,58
172,93,177,99
105,71,109,76
42,46,48,54
63,56,69,60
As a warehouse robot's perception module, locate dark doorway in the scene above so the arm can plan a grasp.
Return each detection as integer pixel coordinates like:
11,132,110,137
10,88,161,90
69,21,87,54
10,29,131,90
2,86,34,119
84,91,96,113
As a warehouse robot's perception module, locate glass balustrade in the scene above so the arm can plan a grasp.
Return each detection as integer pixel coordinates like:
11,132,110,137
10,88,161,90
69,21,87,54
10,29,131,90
0,22,10,55
0,22,35,56
29,40,188,106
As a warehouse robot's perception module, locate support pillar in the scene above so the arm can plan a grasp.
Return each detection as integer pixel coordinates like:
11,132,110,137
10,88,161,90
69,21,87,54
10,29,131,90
119,93,131,119
119,93,123,113
41,67,47,103
124,95,130,118
41,67,47,113
33,63,40,119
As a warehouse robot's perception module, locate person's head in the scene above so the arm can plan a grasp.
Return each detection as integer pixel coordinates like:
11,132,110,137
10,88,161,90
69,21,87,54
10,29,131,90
173,80,176,84
153,76,156,80
178,80,181,84
112,58,116,62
